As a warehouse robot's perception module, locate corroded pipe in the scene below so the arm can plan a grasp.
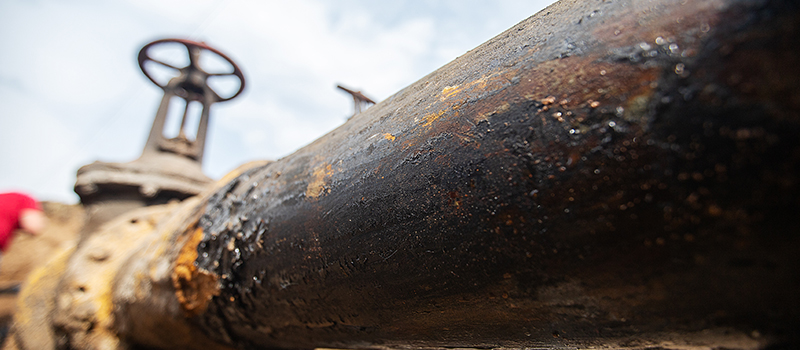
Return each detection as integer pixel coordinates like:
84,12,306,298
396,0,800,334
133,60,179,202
15,0,800,349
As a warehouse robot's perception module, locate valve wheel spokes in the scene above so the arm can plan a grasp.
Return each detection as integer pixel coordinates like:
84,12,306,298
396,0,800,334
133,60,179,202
138,38,246,102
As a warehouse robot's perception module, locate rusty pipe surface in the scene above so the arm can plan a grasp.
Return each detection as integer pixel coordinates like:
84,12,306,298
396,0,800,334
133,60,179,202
178,0,800,348
16,0,800,349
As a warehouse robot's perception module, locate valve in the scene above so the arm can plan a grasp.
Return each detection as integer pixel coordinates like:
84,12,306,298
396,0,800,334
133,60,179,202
138,38,245,102
74,39,248,231
137,39,245,162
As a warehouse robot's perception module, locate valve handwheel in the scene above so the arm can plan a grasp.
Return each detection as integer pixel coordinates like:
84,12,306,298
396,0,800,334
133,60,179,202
138,38,245,102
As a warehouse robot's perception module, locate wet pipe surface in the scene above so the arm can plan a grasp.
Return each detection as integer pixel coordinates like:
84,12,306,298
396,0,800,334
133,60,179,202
185,0,798,348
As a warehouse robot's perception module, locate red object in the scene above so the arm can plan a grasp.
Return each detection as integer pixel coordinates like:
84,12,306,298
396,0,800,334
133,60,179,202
0,192,40,251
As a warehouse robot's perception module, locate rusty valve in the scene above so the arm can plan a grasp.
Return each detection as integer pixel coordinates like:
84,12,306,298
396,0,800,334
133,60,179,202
136,38,246,164
137,38,245,103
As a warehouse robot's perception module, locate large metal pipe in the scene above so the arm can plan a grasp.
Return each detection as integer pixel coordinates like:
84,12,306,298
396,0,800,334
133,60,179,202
15,0,800,349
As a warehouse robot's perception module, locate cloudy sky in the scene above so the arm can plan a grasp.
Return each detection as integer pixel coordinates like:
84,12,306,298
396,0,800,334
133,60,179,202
0,0,554,203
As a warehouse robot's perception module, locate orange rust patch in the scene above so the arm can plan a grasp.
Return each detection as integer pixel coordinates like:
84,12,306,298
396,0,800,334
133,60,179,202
306,163,333,199
383,133,396,141
173,227,219,317
421,110,446,128
425,71,520,131
474,102,511,123
441,84,462,99
440,72,516,103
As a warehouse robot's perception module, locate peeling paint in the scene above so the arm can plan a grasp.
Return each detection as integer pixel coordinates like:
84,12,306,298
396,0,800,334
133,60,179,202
420,110,446,128
306,163,333,199
441,84,461,99
440,73,515,104
173,227,219,316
